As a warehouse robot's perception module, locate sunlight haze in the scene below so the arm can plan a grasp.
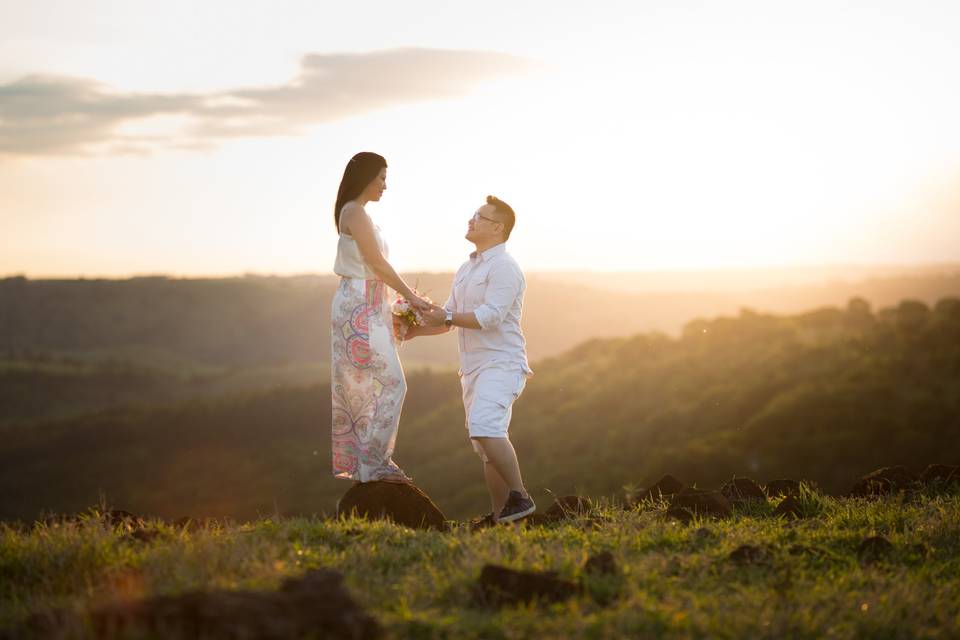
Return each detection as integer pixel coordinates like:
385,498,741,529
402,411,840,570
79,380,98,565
2,0,959,277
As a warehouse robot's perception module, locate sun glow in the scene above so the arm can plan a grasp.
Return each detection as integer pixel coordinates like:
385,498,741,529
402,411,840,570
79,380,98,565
2,0,959,277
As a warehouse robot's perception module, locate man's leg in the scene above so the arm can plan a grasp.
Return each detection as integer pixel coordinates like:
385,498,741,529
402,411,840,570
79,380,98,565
474,436,529,498
483,459,512,515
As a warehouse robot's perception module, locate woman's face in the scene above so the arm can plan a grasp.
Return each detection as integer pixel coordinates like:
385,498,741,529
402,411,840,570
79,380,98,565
363,168,387,202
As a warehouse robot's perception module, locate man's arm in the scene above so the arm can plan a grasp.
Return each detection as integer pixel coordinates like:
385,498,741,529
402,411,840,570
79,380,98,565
422,263,521,330
403,324,452,340
421,306,482,329
469,262,523,330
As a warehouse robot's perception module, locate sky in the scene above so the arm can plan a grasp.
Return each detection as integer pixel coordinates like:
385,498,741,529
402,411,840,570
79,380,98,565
2,0,959,278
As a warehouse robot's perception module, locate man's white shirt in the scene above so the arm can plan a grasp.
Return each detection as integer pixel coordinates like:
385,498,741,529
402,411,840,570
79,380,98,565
443,242,532,377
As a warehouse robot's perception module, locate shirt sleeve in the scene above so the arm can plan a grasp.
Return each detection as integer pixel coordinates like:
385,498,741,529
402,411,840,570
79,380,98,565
472,261,523,330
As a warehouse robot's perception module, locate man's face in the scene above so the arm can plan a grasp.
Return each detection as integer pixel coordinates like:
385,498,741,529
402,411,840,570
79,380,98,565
465,203,504,244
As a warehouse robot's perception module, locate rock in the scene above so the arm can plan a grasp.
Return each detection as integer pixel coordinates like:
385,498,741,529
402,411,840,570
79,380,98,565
720,478,766,505
629,474,685,507
34,569,380,640
545,495,593,520
102,510,147,529
858,535,894,563
337,481,447,531
583,551,617,576
476,565,580,607
772,495,803,519
728,544,767,565
667,488,732,522
121,529,163,544
919,464,959,486
765,479,803,497
849,466,918,497
581,552,621,606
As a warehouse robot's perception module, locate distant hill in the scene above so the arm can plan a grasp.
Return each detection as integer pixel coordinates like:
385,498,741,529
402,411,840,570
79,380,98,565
2,266,959,374
1,295,957,523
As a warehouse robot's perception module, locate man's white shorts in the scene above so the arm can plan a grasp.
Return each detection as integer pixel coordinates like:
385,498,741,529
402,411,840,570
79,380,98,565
461,365,528,462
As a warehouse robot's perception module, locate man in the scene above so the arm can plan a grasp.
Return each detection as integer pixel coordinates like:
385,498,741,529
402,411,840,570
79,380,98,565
400,195,535,524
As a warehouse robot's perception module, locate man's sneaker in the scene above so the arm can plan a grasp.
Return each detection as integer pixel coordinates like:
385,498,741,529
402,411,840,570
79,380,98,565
497,490,536,523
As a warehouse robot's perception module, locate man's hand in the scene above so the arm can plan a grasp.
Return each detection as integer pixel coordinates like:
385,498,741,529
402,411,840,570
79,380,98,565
420,304,447,328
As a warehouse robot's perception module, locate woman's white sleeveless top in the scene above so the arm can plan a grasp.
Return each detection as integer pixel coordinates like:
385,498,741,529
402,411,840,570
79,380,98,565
333,225,388,279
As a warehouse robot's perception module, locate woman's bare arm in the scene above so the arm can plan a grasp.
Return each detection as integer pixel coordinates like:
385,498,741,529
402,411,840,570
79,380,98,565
341,204,428,308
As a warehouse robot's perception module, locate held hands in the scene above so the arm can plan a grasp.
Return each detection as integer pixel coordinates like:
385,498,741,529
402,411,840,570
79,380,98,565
420,303,447,328
407,294,433,313
392,291,435,343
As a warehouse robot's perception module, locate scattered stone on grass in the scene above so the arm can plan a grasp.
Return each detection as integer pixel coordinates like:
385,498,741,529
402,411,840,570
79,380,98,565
581,552,621,606
858,535,895,563
337,481,447,531
720,477,766,506
583,551,618,576
28,569,380,640
919,464,959,486
849,466,918,497
764,479,803,497
773,495,803,519
475,565,580,607
667,488,733,522
627,474,685,508
728,544,768,565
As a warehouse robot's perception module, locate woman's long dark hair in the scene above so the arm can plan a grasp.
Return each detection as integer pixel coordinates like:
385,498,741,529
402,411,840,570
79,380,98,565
334,152,387,232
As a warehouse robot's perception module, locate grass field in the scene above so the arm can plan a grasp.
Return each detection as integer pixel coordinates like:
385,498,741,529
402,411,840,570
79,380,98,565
2,487,958,639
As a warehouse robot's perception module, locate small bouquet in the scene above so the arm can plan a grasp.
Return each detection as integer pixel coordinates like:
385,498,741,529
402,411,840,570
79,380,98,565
391,289,432,341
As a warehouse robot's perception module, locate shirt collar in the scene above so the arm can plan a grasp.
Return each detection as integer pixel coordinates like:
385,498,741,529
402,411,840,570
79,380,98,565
470,242,507,263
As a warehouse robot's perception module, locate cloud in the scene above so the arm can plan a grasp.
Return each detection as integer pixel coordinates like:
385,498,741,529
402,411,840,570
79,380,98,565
0,48,530,156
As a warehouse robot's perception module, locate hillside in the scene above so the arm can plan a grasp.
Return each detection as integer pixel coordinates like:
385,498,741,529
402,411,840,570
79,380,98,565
3,268,959,374
0,295,957,523
1,487,958,639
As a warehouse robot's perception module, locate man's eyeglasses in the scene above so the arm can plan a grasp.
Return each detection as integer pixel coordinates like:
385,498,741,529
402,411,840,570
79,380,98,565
472,212,502,225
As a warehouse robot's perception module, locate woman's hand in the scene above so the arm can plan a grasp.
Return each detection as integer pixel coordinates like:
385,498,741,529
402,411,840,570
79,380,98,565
408,294,433,313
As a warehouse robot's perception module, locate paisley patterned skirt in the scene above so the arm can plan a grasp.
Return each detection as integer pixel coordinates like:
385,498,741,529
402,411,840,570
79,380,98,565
330,278,409,482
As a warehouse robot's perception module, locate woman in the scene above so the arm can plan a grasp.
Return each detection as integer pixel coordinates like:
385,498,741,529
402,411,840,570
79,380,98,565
330,152,430,484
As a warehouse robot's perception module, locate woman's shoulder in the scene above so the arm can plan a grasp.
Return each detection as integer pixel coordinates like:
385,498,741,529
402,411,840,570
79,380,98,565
339,202,369,234
340,201,366,218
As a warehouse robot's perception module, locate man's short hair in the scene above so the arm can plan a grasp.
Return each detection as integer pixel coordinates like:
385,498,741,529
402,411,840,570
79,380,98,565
486,195,516,240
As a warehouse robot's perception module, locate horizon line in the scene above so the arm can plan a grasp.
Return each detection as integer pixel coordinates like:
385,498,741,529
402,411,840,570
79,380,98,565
4,260,960,282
